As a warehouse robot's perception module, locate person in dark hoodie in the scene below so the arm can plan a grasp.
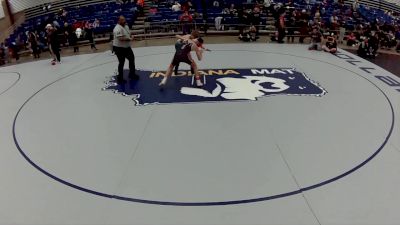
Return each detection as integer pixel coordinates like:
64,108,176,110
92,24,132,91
46,24,61,64
64,22,79,53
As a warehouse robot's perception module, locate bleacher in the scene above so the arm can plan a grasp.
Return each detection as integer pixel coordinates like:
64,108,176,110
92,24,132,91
4,1,138,47
344,0,400,13
153,0,397,31
24,0,115,20
3,0,400,48
145,0,353,32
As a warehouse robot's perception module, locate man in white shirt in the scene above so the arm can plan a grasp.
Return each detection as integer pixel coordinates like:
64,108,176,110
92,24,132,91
113,16,138,83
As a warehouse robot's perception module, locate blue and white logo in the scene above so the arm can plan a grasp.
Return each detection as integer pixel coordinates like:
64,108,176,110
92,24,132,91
103,68,326,105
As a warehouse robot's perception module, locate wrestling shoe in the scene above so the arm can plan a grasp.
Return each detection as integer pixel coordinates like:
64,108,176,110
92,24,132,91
195,79,203,87
159,76,168,86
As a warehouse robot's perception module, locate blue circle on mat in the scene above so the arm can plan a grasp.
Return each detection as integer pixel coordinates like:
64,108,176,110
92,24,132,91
0,72,21,96
12,51,395,206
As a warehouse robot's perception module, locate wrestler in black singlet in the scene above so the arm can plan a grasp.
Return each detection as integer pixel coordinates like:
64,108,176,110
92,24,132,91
171,41,193,66
174,40,194,74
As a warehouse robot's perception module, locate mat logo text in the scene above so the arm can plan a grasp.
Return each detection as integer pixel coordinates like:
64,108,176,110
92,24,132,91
103,68,326,106
334,52,400,93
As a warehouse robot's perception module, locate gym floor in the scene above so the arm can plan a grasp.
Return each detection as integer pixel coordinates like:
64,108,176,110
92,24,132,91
0,41,399,225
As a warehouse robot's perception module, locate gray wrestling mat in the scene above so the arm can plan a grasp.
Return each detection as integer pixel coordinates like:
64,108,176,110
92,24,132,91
0,44,399,225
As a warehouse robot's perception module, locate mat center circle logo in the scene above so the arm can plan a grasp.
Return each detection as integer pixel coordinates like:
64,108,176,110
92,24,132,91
103,68,326,105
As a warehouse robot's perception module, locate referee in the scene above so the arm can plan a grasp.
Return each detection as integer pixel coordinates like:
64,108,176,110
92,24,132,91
113,16,138,83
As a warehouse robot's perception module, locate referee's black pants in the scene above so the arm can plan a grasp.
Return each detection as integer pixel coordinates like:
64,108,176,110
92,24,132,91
114,46,136,81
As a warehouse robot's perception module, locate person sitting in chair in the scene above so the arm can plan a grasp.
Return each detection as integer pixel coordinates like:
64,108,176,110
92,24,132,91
322,34,337,53
239,26,259,42
308,27,322,50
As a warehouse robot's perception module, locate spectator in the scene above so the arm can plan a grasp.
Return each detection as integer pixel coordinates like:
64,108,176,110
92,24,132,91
320,7,326,16
172,1,181,12
222,7,229,15
370,32,380,56
352,0,359,11
75,27,84,40
85,21,98,50
385,31,397,49
299,9,309,43
239,26,259,42
358,37,374,58
62,8,68,17
58,8,68,21
149,7,158,15
347,32,357,46
93,19,100,29
277,11,286,43
322,34,338,53
9,35,22,62
213,1,220,8
52,19,61,29
216,6,230,31
309,27,322,50
28,31,40,58
0,43,5,65
46,24,61,64
215,16,224,31
137,0,145,15
64,22,79,53
37,30,46,51
305,0,311,10
229,4,237,16
330,13,339,32
237,6,247,36
286,10,297,43
263,0,273,8
181,0,192,11
251,6,262,35
314,10,321,24
180,11,193,35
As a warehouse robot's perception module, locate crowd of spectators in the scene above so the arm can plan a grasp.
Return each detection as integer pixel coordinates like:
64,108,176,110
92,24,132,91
0,0,140,65
154,0,400,58
0,13,101,64
2,0,400,66
353,23,400,58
